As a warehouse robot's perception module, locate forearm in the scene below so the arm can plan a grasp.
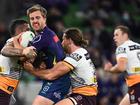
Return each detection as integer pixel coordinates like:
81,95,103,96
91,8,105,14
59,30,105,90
13,37,23,49
26,68,55,80
24,62,70,80
1,47,24,57
109,65,123,73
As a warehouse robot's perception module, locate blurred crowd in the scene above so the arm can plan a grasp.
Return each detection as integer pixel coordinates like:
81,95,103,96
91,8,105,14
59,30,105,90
0,0,140,105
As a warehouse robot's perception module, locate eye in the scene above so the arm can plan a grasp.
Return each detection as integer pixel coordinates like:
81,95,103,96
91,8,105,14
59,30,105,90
36,16,40,20
30,17,34,21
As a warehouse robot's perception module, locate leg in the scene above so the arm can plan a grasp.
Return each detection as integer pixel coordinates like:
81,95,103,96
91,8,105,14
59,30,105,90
9,94,16,105
55,98,74,105
32,95,54,105
55,93,96,105
0,89,11,105
119,93,130,105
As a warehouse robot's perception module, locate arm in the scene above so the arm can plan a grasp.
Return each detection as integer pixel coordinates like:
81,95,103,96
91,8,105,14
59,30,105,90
13,34,24,49
1,40,24,57
104,57,127,73
1,38,36,59
23,61,71,80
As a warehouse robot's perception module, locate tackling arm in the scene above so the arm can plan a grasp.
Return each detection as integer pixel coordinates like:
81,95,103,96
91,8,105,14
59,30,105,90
23,61,71,80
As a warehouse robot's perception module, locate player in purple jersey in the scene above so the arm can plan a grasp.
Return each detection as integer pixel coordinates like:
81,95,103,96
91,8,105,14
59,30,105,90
22,4,71,105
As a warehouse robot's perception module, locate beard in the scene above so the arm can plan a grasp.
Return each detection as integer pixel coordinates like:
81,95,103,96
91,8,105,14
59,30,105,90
63,45,69,54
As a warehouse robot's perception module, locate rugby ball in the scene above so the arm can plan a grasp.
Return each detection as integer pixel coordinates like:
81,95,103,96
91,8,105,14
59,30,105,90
19,31,35,47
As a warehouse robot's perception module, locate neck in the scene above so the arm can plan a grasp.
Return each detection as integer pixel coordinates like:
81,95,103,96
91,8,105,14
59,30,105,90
69,44,81,54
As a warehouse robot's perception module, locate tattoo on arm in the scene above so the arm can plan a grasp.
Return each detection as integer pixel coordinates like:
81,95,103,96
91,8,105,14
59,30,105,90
1,41,24,57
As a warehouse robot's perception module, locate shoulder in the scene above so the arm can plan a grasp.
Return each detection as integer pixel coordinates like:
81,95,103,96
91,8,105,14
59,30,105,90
44,27,56,36
116,43,127,55
69,53,82,61
68,48,86,61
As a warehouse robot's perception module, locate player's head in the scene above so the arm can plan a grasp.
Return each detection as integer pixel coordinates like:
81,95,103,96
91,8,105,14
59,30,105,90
27,4,47,32
113,25,131,46
62,28,88,53
9,19,29,37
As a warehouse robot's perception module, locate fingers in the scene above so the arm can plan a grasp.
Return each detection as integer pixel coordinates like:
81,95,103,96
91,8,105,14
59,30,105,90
22,46,37,59
104,62,112,72
23,61,32,70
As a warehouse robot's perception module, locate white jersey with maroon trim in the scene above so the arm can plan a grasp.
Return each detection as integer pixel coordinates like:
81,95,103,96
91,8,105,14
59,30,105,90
116,40,140,86
63,48,98,95
116,40,140,75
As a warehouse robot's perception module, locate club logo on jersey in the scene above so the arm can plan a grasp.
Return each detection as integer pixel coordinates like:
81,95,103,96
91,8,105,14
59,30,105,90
32,34,42,44
70,53,82,61
116,47,126,55
7,86,14,92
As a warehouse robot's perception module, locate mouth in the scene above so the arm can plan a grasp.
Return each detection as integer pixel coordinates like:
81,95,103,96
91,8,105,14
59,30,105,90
33,23,39,27
114,40,117,45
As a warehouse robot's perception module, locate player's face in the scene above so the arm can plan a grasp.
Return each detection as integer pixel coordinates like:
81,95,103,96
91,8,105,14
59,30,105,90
29,10,46,32
62,34,71,53
113,29,125,46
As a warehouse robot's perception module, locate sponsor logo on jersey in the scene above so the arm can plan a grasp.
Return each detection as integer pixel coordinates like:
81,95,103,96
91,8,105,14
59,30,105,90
70,53,82,61
129,45,140,51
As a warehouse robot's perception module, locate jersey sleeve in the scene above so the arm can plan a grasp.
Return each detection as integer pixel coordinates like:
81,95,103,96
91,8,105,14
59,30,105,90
116,46,127,60
63,53,82,69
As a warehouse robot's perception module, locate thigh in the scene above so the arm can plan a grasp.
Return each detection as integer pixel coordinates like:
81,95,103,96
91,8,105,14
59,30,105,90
119,94,130,105
62,93,96,105
33,95,54,105
39,80,70,103
55,98,74,105
0,89,11,105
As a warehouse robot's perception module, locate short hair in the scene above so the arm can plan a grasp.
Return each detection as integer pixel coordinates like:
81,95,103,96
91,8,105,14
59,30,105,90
64,28,88,47
27,4,47,18
115,25,131,38
9,19,28,35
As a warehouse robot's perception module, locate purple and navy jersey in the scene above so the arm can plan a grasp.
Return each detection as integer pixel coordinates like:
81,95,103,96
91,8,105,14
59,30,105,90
31,26,65,68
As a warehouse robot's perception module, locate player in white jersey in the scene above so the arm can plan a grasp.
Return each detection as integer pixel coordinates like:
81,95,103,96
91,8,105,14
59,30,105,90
0,19,35,105
23,28,98,105
104,25,140,105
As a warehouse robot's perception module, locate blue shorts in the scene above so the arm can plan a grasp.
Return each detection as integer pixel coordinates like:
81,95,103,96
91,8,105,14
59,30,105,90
39,74,71,103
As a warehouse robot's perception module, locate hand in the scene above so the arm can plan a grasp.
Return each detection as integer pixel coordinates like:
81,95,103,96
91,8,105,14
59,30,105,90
23,61,34,72
22,46,37,59
104,62,113,72
13,34,23,48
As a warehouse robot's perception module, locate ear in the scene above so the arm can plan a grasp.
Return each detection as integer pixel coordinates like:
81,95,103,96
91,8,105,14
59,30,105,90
124,33,129,39
69,38,73,44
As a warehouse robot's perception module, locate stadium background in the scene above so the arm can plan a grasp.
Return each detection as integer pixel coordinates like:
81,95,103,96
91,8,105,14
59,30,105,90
0,0,140,105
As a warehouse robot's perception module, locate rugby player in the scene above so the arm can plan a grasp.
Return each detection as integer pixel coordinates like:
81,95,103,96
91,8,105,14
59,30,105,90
0,19,32,105
104,25,140,105
23,28,98,105
21,4,71,105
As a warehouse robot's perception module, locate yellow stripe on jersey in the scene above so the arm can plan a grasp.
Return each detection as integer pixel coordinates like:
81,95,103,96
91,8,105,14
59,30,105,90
0,76,19,94
62,61,74,70
72,86,98,96
53,57,57,65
